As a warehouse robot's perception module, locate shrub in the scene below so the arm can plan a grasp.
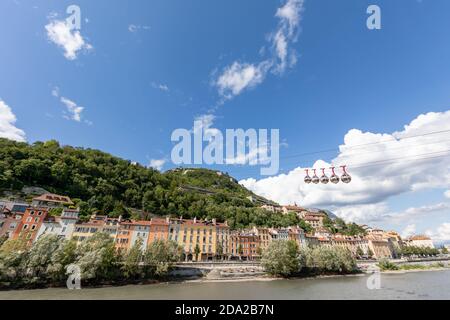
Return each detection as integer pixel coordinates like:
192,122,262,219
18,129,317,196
261,240,300,277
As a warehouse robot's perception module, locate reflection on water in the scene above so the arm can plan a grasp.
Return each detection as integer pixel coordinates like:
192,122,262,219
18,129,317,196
1,270,449,300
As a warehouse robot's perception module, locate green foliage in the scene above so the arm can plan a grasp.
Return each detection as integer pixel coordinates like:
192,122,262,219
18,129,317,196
323,217,366,236
377,258,399,271
74,232,119,281
356,246,364,258
441,247,449,254
122,238,144,279
144,240,182,277
48,207,63,217
400,246,440,257
261,240,300,277
299,246,357,274
0,138,284,229
0,235,8,247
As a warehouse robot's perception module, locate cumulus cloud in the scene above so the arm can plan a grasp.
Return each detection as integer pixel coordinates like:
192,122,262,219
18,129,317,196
445,190,450,199
149,159,166,171
60,97,84,122
241,110,450,223
216,62,270,99
401,224,416,239
426,223,450,242
45,19,92,60
0,100,26,142
214,0,304,100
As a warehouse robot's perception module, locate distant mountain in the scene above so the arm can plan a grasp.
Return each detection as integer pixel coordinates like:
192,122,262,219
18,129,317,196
307,208,339,220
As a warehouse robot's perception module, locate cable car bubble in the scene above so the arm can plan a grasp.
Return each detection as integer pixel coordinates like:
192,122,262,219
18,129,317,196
340,165,352,184
329,167,340,184
320,168,329,184
304,169,312,184
312,169,320,184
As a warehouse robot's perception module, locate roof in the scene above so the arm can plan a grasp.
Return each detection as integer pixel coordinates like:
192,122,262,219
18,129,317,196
409,235,432,241
33,193,73,205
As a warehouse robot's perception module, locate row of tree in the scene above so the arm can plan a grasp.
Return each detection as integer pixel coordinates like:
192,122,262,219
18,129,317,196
261,240,358,277
399,245,442,257
0,232,182,289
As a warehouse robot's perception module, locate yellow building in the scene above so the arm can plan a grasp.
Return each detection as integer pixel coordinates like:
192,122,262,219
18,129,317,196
169,217,221,262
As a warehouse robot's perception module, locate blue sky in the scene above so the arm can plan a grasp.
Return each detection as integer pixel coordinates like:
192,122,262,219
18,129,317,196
1,0,450,241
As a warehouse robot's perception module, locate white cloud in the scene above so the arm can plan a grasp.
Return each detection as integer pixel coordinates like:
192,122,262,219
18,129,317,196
272,0,304,73
401,224,416,239
151,82,170,92
128,24,150,33
445,190,450,199
214,0,304,100
241,110,450,223
149,159,166,171
0,100,26,142
45,20,92,60
216,62,270,99
52,88,89,124
426,223,450,242
60,97,84,122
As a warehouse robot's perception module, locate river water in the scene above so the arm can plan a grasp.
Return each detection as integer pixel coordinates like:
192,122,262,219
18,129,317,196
1,270,449,300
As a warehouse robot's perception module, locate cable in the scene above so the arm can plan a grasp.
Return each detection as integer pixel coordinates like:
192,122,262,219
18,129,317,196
281,128,450,160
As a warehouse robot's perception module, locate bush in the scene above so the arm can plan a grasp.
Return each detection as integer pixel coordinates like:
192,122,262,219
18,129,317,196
299,246,357,274
144,240,183,277
261,240,300,277
377,258,399,271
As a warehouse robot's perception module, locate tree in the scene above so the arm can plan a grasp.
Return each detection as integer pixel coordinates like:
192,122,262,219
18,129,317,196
261,240,299,277
300,246,357,274
194,244,201,262
0,235,8,247
367,248,374,258
356,246,364,258
144,240,182,277
122,238,144,279
441,246,449,254
47,239,77,282
216,243,223,260
74,232,119,282
24,234,63,281
0,237,29,284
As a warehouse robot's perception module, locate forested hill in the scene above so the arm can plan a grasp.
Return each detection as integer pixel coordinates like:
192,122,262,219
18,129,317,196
0,138,297,229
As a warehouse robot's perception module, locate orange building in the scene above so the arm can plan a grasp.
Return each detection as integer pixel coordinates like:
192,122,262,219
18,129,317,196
12,207,48,245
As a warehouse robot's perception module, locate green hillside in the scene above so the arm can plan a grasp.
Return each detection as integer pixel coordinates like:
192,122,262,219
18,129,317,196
0,138,299,229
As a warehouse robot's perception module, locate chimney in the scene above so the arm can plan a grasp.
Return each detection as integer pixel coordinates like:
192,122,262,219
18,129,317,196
194,217,197,224
212,218,217,225
166,216,170,223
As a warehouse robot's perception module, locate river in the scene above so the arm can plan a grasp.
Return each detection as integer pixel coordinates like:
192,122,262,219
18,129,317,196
1,270,449,300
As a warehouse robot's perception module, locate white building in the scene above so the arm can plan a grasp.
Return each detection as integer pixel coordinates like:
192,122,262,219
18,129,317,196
35,209,80,241
405,235,435,249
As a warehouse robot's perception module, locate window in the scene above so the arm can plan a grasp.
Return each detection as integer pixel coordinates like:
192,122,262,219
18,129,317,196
23,224,29,230
38,211,43,216
26,217,32,223
30,211,35,215
34,217,39,223
31,225,36,230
